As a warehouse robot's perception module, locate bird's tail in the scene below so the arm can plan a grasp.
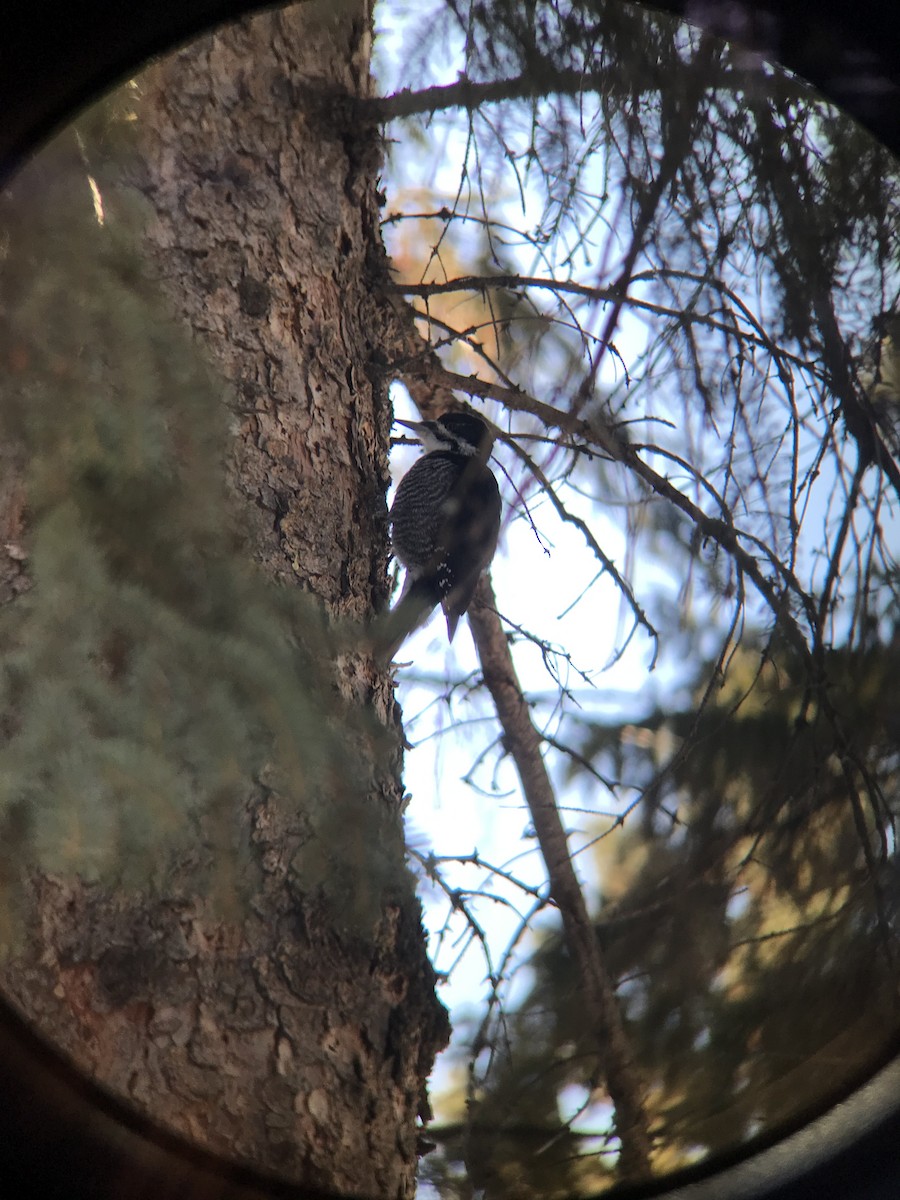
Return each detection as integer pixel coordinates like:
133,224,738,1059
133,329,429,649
371,575,441,663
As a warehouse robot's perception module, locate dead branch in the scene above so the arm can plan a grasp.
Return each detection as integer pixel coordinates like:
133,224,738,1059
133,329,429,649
468,574,654,1181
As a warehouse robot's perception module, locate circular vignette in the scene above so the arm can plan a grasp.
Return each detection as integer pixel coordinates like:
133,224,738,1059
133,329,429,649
0,2,898,1199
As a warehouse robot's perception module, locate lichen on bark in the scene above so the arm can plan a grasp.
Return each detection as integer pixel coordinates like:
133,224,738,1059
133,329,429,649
0,5,448,1195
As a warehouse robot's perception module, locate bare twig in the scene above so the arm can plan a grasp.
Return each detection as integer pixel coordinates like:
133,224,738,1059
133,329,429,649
468,574,653,1181
361,63,803,124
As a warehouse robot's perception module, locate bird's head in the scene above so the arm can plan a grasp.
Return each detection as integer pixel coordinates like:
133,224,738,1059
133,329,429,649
395,411,493,458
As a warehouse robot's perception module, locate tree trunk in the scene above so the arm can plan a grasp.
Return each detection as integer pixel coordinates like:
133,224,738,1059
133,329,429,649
1,5,447,1196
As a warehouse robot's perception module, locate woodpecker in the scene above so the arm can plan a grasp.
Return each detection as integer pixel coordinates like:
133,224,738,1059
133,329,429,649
379,410,501,661
859,311,900,459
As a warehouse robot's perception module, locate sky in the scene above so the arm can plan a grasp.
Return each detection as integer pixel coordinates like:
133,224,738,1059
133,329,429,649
371,0,900,1142
373,0,722,1127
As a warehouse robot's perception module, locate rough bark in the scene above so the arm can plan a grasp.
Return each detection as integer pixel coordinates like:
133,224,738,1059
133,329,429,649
2,5,448,1197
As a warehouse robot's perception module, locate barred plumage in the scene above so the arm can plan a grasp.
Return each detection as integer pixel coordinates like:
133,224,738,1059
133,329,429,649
379,411,501,661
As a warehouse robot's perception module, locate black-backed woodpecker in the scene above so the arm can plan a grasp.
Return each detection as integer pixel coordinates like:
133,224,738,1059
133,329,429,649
379,410,501,661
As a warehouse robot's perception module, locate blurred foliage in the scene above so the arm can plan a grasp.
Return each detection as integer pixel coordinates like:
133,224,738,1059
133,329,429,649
423,636,899,1192
580,637,898,1143
374,0,900,1191
0,94,398,943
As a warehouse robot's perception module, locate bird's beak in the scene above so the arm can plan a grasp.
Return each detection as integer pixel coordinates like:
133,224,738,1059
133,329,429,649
394,418,428,439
